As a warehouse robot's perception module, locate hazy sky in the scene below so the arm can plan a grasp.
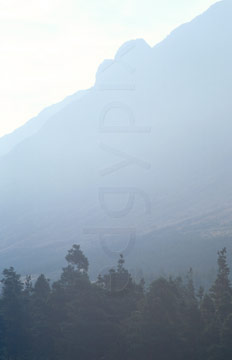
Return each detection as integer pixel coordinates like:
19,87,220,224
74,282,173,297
0,0,218,137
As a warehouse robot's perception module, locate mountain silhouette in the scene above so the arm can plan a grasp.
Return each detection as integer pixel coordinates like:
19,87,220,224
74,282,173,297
0,0,231,277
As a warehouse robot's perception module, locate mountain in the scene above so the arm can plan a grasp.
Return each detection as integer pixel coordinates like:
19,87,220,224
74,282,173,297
0,0,231,279
0,89,89,157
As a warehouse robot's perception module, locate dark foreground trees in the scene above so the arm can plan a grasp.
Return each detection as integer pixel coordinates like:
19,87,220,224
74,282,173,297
0,245,232,360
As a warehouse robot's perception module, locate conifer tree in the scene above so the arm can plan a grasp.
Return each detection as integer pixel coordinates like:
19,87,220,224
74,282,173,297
1,267,27,359
210,248,232,324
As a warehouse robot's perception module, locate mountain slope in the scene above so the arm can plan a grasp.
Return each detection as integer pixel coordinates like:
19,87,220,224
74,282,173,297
0,89,89,157
0,0,231,277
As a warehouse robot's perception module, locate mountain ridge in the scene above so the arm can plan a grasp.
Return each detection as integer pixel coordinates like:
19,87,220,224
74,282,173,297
0,0,231,277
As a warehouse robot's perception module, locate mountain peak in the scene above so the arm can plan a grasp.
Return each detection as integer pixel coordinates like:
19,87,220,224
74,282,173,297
95,38,151,87
114,38,150,59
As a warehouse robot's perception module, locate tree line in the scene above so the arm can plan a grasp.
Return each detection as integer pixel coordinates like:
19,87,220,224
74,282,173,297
0,244,232,360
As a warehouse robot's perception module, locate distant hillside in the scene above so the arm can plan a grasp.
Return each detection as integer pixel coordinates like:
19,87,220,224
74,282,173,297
0,0,231,277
